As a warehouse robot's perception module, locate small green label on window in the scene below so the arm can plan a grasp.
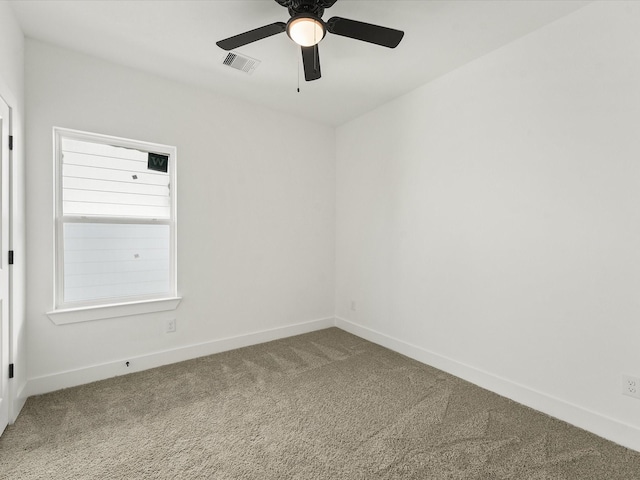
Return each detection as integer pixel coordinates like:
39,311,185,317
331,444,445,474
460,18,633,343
148,153,169,173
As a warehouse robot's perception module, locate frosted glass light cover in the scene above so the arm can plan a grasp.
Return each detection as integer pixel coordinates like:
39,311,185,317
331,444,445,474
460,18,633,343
288,17,325,47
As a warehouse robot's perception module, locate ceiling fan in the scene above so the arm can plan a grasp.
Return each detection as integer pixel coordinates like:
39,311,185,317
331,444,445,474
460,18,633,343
216,0,404,81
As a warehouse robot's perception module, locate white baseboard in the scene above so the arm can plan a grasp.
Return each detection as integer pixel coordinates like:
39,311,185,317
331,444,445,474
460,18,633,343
22,315,640,452
335,317,640,453
10,382,28,424
25,317,335,397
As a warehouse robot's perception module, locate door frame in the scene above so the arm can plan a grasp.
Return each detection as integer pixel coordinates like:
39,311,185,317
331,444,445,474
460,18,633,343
0,92,12,436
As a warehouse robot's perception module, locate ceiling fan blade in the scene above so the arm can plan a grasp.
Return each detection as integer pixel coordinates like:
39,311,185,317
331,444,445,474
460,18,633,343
301,45,321,81
326,17,404,48
217,22,286,51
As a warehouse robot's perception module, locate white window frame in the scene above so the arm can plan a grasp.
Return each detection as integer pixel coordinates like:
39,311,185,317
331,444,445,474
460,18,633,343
47,128,181,325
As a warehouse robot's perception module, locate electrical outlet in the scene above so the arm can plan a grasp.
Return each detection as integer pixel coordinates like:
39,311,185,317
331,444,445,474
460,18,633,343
350,300,357,311
166,318,176,333
622,375,640,399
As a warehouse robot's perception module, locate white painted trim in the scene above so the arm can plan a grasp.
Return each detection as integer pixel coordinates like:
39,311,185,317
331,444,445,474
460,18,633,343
47,296,182,324
52,127,178,313
0,50,25,435
334,317,640,453
9,382,27,424
25,316,335,397
27,314,639,451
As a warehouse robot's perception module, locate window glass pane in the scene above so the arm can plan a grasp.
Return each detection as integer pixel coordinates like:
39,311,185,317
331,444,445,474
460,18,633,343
61,138,170,219
63,223,170,303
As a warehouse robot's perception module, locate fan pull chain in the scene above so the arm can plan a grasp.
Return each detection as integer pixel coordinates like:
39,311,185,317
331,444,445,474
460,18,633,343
314,26,318,72
297,47,301,93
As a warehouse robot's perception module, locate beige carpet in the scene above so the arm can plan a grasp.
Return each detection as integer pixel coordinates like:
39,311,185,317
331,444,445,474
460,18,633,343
1,328,639,479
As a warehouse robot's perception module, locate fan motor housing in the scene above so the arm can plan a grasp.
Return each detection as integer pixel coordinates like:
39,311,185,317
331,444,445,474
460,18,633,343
275,0,327,18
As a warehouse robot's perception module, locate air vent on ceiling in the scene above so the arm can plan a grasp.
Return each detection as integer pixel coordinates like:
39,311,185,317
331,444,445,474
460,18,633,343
222,52,260,74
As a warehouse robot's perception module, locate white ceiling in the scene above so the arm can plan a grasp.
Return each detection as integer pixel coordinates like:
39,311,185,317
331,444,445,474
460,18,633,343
10,0,591,126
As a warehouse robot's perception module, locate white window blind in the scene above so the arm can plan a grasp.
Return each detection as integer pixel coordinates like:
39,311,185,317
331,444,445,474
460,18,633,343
55,129,176,309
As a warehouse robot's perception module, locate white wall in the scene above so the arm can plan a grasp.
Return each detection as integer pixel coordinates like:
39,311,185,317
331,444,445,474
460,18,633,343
25,40,335,392
0,1,26,421
336,1,640,450
0,2,23,98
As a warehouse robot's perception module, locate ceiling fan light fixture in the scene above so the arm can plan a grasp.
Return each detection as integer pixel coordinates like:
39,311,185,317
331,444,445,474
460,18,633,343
287,15,326,47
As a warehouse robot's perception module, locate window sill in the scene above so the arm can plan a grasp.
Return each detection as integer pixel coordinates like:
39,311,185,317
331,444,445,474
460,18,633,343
47,297,182,325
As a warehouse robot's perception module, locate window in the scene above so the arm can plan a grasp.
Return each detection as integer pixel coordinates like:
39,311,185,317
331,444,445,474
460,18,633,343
49,128,179,324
